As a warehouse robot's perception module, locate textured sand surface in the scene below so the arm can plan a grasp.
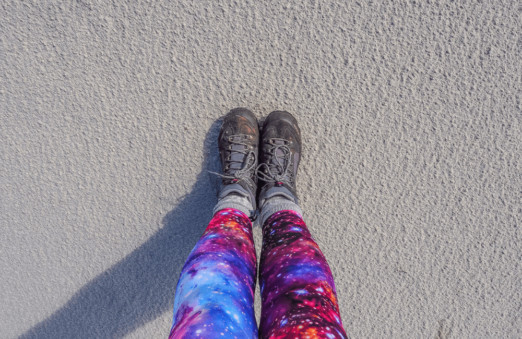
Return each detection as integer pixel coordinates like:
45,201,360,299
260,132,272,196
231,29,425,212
1,1,521,338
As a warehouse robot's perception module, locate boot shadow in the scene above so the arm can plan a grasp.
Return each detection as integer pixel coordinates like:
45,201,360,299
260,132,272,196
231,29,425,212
20,118,222,338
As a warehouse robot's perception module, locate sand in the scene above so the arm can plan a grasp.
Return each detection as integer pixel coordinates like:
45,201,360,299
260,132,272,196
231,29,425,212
1,1,520,338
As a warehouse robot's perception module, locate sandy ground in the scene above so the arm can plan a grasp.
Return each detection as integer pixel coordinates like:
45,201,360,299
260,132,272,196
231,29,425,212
1,1,521,338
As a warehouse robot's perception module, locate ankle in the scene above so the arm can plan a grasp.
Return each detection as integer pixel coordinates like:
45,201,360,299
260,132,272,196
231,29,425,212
259,187,302,225
214,191,255,218
258,185,298,208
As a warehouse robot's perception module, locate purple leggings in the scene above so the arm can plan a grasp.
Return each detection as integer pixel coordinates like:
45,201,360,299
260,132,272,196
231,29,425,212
170,208,347,338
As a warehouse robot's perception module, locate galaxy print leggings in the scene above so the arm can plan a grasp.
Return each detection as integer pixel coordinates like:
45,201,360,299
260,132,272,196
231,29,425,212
169,208,347,339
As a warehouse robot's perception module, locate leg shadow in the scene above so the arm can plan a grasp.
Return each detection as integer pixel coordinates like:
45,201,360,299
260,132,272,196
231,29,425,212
21,119,223,338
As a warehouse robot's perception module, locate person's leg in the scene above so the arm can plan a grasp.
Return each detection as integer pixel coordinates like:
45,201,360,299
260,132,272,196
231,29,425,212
258,209,348,339
170,108,260,338
256,111,347,338
170,208,257,339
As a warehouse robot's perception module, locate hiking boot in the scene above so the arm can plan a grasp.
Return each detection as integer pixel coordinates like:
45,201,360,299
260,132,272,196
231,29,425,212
257,111,302,208
215,108,259,210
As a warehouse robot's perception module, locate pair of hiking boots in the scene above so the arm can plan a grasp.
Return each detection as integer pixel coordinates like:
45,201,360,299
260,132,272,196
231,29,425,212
216,108,301,219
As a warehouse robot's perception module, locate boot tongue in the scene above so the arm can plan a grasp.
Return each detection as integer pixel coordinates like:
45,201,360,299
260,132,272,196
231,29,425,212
270,140,289,177
229,136,247,171
272,139,287,160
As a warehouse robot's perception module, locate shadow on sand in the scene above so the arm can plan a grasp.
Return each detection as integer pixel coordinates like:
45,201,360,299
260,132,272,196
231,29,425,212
21,119,223,338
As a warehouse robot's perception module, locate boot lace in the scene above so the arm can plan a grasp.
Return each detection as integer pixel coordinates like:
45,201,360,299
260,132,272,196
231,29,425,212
209,134,256,184
256,138,293,185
